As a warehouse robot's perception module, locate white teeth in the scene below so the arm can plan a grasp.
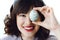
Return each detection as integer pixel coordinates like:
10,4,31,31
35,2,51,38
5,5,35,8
24,27,33,30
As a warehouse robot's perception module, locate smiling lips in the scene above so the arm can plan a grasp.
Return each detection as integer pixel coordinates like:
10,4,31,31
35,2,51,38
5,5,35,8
24,26,34,32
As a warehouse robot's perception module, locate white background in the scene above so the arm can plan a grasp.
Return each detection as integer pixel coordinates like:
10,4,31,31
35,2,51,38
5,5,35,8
0,0,60,38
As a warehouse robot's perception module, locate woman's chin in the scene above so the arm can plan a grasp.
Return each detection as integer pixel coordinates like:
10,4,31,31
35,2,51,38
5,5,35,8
23,33,35,37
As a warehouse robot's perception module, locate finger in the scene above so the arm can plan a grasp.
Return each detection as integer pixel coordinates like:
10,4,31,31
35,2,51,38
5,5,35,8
33,7,45,17
32,22,48,29
40,6,50,14
40,6,54,17
33,6,49,12
42,6,53,14
48,7,54,14
33,7,42,11
33,6,48,17
32,21,50,29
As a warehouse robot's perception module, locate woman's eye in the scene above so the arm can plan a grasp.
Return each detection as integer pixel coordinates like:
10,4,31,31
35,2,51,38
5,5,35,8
18,14,26,17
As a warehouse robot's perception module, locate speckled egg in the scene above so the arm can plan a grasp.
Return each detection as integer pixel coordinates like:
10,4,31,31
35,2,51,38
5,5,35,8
29,10,39,21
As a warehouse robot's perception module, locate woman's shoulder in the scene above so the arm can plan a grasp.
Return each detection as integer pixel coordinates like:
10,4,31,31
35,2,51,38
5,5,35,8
0,34,19,40
47,35,58,40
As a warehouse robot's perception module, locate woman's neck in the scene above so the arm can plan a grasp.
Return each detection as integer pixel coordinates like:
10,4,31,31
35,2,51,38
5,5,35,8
21,34,34,40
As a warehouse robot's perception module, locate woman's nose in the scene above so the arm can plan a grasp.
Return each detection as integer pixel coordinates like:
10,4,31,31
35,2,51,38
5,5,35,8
25,17,32,25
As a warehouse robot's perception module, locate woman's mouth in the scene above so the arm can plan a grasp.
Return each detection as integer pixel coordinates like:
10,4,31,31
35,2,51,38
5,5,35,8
23,26,34,32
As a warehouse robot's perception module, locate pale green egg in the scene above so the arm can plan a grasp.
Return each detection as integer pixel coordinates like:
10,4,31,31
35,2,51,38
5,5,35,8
29,10,39,21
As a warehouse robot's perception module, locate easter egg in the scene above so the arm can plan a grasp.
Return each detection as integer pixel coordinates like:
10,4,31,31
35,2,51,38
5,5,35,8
29,10,39,21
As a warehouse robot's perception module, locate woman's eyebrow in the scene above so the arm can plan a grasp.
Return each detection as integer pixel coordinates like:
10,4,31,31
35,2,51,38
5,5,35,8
18,13,26,15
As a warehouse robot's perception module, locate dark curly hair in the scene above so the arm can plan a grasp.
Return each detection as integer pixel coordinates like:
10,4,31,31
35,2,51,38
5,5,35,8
4,0,50,40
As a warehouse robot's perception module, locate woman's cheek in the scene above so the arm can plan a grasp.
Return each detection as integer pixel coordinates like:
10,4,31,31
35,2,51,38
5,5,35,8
17,17,26,26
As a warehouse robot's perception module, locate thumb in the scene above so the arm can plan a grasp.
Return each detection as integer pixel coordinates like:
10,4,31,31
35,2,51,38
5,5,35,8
32,21,43,26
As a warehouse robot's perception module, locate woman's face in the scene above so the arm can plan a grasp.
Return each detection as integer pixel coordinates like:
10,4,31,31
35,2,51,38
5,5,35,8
16,9,40,37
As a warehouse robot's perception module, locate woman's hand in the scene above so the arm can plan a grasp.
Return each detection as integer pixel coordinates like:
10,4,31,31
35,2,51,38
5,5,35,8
32,6,59,30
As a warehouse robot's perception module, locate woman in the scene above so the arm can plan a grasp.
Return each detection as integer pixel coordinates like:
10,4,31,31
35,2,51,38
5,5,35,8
0,0,60,40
